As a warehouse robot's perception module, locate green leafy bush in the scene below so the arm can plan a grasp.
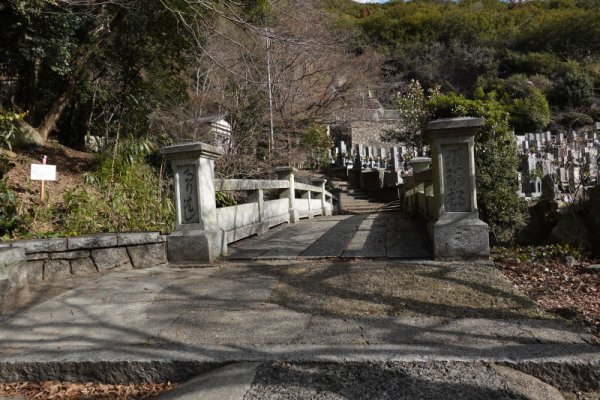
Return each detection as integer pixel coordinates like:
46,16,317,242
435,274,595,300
0,180,23,239
59,142,174,235
0,111,25,150
216,191,237,208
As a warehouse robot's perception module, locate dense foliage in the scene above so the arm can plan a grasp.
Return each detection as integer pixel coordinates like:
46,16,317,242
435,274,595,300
0,180,23,239
328,0,600,134
0,0,196,146
59,141,174,235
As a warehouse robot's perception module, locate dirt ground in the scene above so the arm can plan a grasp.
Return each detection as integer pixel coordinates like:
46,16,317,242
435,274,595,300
495,258,600,338
1,142,97,236
3,141,94,205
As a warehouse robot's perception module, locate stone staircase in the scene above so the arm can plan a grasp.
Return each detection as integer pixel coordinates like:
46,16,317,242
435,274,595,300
333,180,402,214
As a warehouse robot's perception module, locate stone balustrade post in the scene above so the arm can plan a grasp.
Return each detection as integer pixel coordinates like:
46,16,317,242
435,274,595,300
301,190,313,218
424,117,489,259
312,179,331,216
275,166,299,223
409,157,432,219
249,188,269,234
159,142,225,263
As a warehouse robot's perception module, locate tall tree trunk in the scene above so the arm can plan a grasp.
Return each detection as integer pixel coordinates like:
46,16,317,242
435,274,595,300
35,9,126,143
36,80,75,142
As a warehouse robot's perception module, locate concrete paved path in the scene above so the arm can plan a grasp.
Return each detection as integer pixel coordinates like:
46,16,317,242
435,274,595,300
228,213,431,259
0,261,598,385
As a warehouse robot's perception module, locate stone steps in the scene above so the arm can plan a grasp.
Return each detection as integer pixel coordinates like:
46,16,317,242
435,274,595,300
334,181,396,214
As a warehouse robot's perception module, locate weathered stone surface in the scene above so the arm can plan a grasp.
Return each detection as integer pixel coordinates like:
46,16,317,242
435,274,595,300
157,362,259,400
431,218,490,259
0,248,25,271
91,248,131,271
585,264,600,274
50,250,90,260
46,238,68,252
426,116,485,132
70,258,98,276
349,120,398,154
10,238,67,253
0,277,30,315
68,234,118,250
127,243,167,269
23,261,44,284
563,255,577,268
442,144,471,212
43,260,71,281
491,365,566,400
167,230,224,263
117,232,160,246
11,239,47,253
26,252,48,261
0,249,27,298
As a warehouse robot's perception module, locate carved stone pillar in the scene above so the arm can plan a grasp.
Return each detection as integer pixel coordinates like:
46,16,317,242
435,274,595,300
424,118,490,259
160,142,225,263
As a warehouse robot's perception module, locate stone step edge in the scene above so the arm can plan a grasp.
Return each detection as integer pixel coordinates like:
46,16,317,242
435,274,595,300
1,354,598,392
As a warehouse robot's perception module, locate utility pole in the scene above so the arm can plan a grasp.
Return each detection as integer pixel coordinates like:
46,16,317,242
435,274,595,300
266,28,275,160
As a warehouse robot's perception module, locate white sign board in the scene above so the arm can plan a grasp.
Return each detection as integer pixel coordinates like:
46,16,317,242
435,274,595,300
30,164,57,181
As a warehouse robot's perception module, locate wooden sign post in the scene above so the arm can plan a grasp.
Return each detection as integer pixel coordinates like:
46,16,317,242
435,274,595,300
30,155,57,202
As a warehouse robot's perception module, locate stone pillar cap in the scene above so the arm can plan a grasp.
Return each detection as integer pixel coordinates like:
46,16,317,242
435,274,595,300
409,157,432,164
425,117,485,144
274,166,298,174
426,117,485,131
159,142,223,160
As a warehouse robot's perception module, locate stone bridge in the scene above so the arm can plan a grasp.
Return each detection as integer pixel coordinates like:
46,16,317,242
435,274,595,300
160,118,491,263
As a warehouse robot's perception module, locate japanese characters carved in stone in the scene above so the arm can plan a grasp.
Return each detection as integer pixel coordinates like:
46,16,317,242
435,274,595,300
178,165,199,224
442,145,471,212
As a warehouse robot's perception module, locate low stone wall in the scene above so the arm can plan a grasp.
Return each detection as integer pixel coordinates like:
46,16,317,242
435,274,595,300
0,248,28,314
0,232,167,286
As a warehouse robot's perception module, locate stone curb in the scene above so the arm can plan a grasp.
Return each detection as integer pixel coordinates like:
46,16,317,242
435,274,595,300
1,345,599,391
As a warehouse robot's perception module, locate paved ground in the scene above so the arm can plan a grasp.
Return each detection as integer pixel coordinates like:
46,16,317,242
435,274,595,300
0,259,598,391
228,213,431,259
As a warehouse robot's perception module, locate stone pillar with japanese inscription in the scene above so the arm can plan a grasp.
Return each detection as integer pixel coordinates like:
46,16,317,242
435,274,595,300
424,118,489,259
160,142,225,263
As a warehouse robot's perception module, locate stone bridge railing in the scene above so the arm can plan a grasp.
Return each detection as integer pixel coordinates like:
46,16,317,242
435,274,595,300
403,157,435,220
160,143,334,263
403,118,490,260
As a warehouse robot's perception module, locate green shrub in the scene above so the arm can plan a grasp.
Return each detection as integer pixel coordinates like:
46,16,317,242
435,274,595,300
0,180,23,239
60,142,174,235
0,111,25,150
216,191,237,208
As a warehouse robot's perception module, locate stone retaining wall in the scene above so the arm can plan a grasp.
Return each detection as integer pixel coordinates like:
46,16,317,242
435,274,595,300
0,248,28,314
0,232,167,286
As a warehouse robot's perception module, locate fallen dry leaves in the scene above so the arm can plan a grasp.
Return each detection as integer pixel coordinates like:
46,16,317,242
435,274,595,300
495,259,600,337
0,381,176,399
